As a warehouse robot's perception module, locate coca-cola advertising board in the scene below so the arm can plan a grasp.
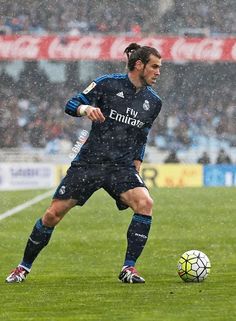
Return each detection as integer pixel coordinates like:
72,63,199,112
0,35,235,62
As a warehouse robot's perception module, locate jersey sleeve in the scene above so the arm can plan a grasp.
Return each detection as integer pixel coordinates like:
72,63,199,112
133,127,150,162
65,80,103,117
134,98,162,162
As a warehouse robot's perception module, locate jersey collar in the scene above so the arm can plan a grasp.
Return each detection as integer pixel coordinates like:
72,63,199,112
125,74,147,93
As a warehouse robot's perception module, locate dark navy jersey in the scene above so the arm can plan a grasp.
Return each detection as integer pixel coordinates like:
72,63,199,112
65,73,162,166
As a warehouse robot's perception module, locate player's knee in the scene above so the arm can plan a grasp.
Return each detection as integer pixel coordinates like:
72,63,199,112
135,196,153,214
42,206,63,227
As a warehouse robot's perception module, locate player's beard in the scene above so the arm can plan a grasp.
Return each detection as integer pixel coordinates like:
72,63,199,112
139,67,152,87
139,72,149,87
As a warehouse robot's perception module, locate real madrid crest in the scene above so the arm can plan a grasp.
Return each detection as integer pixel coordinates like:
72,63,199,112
59,185,66,195
143,100,150,111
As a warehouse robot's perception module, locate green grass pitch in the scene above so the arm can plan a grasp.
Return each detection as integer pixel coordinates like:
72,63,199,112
1,187,236,321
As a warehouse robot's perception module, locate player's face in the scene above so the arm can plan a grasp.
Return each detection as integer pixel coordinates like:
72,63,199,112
139,54,162,86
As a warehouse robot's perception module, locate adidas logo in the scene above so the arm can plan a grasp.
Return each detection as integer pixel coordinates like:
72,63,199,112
135,233,147,239
29,237,41,245
116,91,124,98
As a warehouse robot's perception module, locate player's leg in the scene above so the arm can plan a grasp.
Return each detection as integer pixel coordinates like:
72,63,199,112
104,167,152,283
21,198,78,270
120,186,153,215
6,165,103,283
118,187,153,283
6,198,77,283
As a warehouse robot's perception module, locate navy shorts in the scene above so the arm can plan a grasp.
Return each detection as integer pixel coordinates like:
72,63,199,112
53,164,147,210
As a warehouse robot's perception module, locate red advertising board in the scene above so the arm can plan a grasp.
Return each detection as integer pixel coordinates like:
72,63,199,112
0,35,235,62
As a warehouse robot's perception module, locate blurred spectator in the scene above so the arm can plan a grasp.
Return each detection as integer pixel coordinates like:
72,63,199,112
216,149,232,164
197,152,211,164
164,151,180,163
130,22,142,35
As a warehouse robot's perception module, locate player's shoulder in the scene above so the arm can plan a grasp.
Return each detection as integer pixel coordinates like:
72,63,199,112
146,86,162,105
146,86,162,101
94,73,127,84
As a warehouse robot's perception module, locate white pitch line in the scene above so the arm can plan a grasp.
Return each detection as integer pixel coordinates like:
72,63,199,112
0,190,54,221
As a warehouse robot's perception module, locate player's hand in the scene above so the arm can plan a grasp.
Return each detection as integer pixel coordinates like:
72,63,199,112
86,106,105,122
134,160,142,173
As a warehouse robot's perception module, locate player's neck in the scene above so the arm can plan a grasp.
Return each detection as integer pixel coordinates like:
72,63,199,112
128,72,144,91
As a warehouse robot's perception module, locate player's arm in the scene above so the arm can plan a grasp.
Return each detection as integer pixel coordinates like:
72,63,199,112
133,98,162,171
133,159,142,173
133,128,149,172
65,81,105,122
133,142,147,172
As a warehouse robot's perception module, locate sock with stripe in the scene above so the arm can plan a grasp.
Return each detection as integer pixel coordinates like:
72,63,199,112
20,218,54,271
124,213,152,267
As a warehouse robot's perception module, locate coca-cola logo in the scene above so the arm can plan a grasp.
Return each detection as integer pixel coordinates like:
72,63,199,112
110,37,164,59
48,36,103,60
171,38,224,61
0,35,235,62
0,36,40,59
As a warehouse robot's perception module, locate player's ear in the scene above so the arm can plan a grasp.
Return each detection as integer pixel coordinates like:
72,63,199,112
135,59,144,71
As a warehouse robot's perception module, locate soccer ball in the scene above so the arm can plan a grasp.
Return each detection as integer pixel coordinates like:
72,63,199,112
177,250,211,282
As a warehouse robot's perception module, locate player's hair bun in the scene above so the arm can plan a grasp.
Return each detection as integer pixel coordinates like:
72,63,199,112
124,43,141,59
124,42,161,71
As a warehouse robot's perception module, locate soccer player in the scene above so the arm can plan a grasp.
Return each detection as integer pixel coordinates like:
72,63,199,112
6,43,162,284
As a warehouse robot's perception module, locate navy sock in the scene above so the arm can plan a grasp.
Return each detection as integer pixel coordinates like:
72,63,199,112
20,218,54,270
124,213,152,267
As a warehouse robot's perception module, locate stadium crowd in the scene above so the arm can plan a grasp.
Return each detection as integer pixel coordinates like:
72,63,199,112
0,0,235,36
0,61,235,163
153,62,236,153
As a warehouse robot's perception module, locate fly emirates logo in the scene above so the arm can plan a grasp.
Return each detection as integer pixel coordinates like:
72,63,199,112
109,107,144,128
